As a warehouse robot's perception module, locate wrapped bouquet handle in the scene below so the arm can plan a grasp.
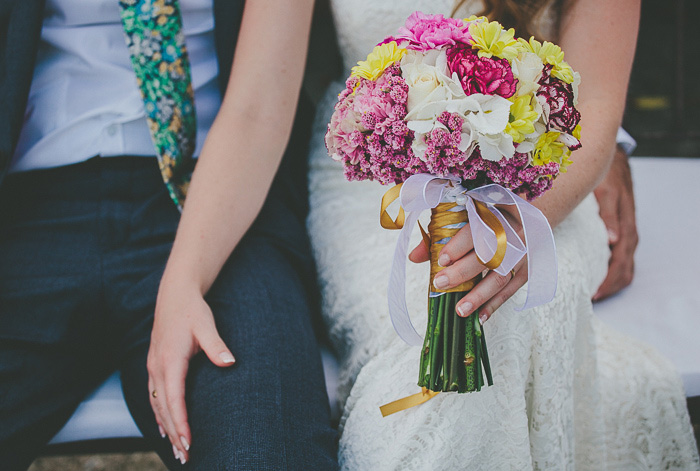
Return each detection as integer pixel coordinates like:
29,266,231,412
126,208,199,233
381,173,558,347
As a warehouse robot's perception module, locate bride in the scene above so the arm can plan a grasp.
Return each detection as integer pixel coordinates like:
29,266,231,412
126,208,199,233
308,0,699,469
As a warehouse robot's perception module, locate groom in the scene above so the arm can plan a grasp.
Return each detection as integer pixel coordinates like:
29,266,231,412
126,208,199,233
0,0,338,469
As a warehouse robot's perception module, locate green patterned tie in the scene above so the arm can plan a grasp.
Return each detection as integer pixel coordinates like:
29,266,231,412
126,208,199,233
119,0,196,210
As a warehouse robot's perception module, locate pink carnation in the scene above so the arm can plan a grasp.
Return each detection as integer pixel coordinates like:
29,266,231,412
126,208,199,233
537,70,580,134
381,12,471,51
446,45,517,98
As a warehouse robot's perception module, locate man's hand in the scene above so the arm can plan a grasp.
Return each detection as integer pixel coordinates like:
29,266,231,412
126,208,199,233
593,146,638,301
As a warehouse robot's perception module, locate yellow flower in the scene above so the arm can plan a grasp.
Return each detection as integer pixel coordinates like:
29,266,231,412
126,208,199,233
560,149,573,172
505,95,538,143
468,20,520,60
518,37,574,83
572,124,582,141
532,131,566,166
351,41,406,82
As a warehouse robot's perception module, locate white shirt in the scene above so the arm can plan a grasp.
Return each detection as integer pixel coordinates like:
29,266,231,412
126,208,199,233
10,0,221,173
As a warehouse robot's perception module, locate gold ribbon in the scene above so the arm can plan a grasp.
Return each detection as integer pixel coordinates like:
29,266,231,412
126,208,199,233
380,388,440,417
380,183,405,230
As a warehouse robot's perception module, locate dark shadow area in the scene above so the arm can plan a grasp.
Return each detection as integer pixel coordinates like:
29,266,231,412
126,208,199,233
623,0,700,156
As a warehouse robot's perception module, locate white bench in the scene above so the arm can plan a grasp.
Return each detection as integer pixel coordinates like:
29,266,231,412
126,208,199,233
592,157,700,398
49,156,698,449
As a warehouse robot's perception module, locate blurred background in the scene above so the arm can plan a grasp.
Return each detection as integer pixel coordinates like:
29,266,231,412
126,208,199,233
624,0,699,156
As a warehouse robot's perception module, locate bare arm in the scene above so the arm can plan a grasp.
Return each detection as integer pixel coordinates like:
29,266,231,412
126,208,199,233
148,1,315,463
533,0,641,226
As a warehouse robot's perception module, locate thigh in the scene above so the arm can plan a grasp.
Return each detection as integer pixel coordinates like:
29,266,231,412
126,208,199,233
121,234,338,470
0,167,112,470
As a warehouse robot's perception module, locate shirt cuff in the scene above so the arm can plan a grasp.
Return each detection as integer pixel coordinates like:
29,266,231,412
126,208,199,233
616,127,637,155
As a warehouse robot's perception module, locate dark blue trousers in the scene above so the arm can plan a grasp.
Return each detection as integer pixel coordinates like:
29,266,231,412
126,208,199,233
0,157,338,470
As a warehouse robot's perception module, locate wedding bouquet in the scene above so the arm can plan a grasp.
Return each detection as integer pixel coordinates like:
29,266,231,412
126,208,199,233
325,12,581,408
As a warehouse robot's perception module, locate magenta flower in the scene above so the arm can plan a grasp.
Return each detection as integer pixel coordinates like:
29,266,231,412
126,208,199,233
537,72,580,134
446,45,517,98
382,12,471,51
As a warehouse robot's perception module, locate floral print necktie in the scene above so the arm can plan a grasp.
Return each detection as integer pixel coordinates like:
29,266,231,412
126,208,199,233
119,0,196,210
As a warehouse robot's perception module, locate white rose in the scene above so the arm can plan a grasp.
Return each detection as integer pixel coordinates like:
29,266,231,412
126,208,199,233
401,51,448,113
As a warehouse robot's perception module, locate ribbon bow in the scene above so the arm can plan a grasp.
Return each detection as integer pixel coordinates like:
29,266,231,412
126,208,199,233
381,174,558,346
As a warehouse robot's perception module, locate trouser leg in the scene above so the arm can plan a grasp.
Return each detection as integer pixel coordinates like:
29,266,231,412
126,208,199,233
0,163,113,470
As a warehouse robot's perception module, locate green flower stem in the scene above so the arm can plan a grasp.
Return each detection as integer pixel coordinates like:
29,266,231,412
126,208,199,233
417,291,494,393
474,311,482,389
480,322,493,386
442,292,453,391
418,297,437,387
449,294,464,392
464,304,476,392
429,293,445,390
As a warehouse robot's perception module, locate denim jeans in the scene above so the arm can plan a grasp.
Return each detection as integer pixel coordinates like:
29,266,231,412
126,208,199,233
0,157,338,470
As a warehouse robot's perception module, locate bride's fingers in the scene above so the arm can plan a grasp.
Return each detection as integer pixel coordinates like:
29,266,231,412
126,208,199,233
436,223,474,267
455,269,514,321
432,252,483,291
408,239,430,263
455,260,528,322
478,266,528,322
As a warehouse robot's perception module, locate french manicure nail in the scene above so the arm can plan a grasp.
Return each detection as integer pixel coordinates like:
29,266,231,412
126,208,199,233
607,228,618,243
180,436,190,451
158,425,166,438
438,253,451,267
433,274,448,290
180,454,187,465
457,302,473,317
172,444,180,461
479,313,487,324
220,352,236,364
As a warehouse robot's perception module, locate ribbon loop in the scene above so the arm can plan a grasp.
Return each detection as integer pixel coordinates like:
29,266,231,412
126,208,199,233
380,183,405,230
470,199,507,270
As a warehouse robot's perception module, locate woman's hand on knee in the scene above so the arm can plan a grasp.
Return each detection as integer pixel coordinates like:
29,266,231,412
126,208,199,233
148,279,236,464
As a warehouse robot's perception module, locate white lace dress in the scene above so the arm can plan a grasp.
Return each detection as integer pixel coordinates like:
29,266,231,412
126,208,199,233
307,1,700,469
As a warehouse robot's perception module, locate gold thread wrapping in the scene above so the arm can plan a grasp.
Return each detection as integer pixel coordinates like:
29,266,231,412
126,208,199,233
429,202,478,293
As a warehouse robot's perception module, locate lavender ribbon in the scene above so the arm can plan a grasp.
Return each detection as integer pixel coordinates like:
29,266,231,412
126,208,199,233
387,174,558,346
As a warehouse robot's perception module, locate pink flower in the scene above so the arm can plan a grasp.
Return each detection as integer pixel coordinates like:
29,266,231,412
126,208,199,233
537,72,580,134
447,45,517,98
382,12,471,51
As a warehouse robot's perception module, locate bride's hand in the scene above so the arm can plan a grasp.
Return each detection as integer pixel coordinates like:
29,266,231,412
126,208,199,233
409,219,527,324
148,275,236,464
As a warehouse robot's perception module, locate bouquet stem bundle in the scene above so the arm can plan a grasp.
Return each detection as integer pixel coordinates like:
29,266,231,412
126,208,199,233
417,202,493,393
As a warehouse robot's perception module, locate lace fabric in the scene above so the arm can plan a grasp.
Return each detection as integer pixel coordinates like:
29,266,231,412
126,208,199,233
308,1,700,469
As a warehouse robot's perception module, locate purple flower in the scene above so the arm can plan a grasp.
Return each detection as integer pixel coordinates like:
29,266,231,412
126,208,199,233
382,12,471,51
446,45,517,98
537,73,580,134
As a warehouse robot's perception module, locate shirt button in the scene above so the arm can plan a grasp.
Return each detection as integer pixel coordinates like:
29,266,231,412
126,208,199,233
107,125,117,136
